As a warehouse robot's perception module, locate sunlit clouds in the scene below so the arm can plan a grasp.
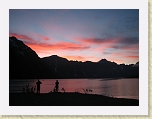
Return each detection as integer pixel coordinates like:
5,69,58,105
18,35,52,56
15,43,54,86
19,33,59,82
9,9,139,64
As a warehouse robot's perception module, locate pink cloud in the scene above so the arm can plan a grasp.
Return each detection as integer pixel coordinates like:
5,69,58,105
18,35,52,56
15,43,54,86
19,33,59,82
38,34,50,41
125,56,139,59
26,41,90,52
9,33,34,41
9,33,139,64
72,37,121,53
10,32,50,43
73,37,139,51
82,38,120,44
9,32,90,51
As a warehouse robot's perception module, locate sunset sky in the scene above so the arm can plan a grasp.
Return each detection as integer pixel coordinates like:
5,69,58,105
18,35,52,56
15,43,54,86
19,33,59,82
9,9,139,64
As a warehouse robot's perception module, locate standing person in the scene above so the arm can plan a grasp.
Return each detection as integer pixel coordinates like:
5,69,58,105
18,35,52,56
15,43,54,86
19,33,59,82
55,80,59,92
36,79,42,93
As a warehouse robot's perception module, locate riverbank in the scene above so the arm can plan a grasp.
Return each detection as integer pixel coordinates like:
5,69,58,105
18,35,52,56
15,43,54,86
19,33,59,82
9,92,139,106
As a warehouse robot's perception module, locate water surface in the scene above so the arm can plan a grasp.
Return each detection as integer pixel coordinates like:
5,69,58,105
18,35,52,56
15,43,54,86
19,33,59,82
9,78,139,99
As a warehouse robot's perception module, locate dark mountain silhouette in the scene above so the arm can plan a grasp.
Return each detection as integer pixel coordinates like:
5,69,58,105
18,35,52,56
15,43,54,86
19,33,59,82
9,36,139,79
9,36,50,79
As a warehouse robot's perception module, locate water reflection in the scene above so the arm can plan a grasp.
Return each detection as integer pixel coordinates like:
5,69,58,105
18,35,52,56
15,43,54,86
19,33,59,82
9,78,139,99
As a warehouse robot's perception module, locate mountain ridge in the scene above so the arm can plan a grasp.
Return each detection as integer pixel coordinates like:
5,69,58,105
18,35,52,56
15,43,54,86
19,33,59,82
9,36,139,79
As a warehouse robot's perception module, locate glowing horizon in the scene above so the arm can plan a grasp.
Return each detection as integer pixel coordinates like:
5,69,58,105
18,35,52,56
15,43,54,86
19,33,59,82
9,9,139,64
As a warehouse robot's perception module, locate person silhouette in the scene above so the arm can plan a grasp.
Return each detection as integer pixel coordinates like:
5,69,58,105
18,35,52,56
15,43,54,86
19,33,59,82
55,80,59,92
36,79,42,93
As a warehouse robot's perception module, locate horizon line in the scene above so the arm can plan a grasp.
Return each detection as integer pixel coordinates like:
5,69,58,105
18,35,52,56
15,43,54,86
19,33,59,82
40,54,139,65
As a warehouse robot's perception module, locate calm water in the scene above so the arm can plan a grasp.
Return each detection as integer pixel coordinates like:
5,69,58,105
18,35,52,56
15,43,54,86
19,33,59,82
9,78,139,99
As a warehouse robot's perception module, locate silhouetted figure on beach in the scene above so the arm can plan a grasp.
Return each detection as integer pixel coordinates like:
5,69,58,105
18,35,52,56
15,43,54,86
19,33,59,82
55,80,59,92
36,79,42,93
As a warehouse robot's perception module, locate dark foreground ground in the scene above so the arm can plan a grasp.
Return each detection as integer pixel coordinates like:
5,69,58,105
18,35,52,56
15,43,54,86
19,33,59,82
9,92,139,106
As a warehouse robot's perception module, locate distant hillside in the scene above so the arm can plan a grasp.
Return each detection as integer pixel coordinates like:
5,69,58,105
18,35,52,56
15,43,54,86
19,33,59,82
41,55,139,78
9,36,139,79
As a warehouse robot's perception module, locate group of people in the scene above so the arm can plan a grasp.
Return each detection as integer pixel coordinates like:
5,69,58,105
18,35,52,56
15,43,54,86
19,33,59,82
23,79,59,93
37,79,59,93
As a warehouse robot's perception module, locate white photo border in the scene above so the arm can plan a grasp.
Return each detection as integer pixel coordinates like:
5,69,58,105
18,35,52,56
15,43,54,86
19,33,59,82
0,0,148,115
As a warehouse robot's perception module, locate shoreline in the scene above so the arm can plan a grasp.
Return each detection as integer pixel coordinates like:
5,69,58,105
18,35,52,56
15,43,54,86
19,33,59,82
9,92,139,106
